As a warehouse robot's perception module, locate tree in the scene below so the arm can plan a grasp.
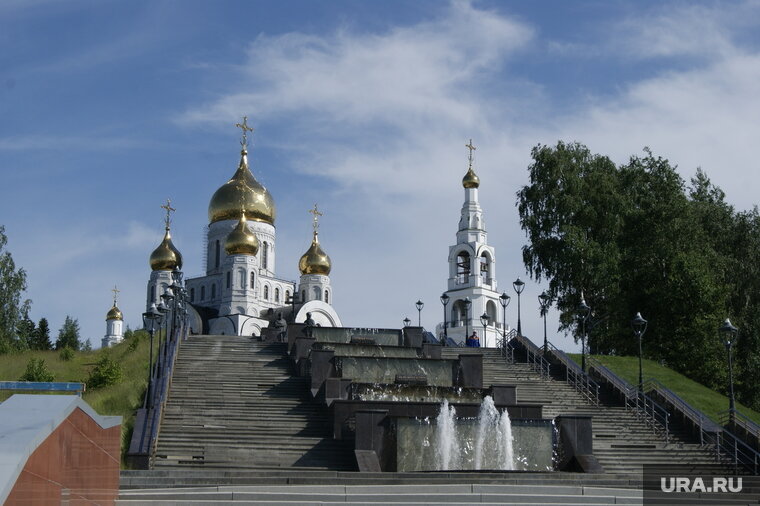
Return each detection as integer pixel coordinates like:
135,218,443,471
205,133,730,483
0,226,31,353
55,316,81,351
31,317,52,350
15,314,34,351
19,358,54,382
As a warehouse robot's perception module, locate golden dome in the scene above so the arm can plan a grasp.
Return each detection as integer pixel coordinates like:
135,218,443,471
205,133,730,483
224,212,260,256
462,167,480,188
149,228,183,271
106,303,123,321
299,232,331,275
208,147,276,225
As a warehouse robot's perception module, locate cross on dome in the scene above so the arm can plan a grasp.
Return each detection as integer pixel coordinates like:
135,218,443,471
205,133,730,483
111,285,120,305
465,139,477,169
309,203,323,233
161,199,176,229
235,116,254,148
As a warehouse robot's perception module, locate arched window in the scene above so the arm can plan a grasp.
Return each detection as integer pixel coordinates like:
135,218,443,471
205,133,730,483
190,288,195,302
226,271,231,289
262,241,268,269
201,286,206,301
149,284,156,303
264,285,269,300
456,251,471,284
250,272,255,289
324,290,329,303
215,240,220,268
302,290,306,302
211,284,216,300
480,253,490,283
285,290,290,303
312,286,321,300
275,287,280,303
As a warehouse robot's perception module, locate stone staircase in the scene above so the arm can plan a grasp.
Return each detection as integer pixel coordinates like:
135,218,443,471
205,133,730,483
443,347,729,475
153,334,355,470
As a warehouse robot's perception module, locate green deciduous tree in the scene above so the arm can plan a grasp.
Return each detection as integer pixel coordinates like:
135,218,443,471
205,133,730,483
55,315,81,351
0,226,31,353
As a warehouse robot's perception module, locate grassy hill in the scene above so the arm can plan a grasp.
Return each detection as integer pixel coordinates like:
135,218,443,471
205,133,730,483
569,353,760,425
0,334,151,465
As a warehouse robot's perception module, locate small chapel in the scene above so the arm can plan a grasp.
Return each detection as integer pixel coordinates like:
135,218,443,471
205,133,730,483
144,117,341,336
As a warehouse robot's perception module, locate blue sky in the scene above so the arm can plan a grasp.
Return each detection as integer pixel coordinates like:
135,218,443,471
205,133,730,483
2,0,760,350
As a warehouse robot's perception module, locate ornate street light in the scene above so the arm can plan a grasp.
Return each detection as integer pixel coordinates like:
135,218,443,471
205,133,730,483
578,295,591,372
513,278,525,335
403,317,411,327
499,292,511,349
416,300,424,327
631,312,648,392
464,297,472,342
440,293,450,344
719,318,739,419
142,303,162,408
156,300,169,371
480,312,489,348
538,291,551,352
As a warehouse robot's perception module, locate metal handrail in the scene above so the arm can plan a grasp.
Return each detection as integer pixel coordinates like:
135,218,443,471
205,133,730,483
719,409,760,443
545,342,600,405
510,333,551,379
498,329,517,363
644,379,760,475
587,357,670,443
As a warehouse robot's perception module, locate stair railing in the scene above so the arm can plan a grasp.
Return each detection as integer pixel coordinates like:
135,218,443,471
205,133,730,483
545,342,600,406
718,409,760,451
510,333,551,379
498,329,517,363
587,357,670,444
644,379,760,475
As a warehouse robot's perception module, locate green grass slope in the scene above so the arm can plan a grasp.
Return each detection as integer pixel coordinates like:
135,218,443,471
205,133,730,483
568,353,760,425
0,335,151,465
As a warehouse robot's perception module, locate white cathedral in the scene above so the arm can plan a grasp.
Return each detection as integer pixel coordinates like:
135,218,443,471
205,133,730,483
144,118,341,337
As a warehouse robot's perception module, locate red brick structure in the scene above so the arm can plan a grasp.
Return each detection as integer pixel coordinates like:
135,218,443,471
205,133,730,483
0,395,121,505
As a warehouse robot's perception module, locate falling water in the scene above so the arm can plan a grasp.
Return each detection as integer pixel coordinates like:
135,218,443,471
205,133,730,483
435,400,460,470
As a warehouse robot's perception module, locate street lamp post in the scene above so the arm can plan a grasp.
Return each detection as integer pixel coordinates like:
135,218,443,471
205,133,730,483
161,288,174,361
719,318,738,420
156,300,169,372
142,303,162,408
480,313,489,348
631,312,648,392
464,297,472,341
403,317,411,328
578,295,591,372
499,292,511,349
440,293,450,344
416,300,424,327
538,291,551,352
513,278,525,335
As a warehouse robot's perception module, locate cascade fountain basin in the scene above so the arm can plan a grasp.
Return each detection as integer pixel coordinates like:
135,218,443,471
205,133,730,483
310,327,404,346
351,384,483,404
331,399,542,440
316,342,419,358
336,356,455,387
395,416,555,472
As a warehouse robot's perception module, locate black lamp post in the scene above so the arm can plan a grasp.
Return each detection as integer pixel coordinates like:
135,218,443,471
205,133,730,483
719,318,738,419
632,312,648,392
513,278,525,335
464,297,472,341
161,287,174,360
480,312,489,347
286,291,300,324
440,293,450,344
416,300,424,327
403,317,411,327
156,300,169,371
578,295,591,372
538,291,551,352
499,292,511,348
142,303,162,408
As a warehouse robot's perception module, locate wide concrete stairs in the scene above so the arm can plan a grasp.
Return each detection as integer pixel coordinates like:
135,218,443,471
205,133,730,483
152,334,355,470
443,347,731,475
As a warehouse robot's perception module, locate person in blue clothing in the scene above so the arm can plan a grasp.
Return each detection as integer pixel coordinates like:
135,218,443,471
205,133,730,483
465,331,480,347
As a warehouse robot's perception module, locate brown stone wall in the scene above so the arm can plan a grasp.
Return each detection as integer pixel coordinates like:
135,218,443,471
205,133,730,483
5,407,120,505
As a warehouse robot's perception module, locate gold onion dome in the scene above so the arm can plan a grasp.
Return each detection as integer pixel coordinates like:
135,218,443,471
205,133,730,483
106,303,123,321
299,232,332,275
225,212,260,256
149,228,183,271
208,146,276,225
462,167,480,189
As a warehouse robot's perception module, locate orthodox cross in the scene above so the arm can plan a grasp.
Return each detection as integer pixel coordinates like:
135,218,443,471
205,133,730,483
308,203,323,233
235,116,254,148
161,198,176,229
465,139,477,169
111,285,120,305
